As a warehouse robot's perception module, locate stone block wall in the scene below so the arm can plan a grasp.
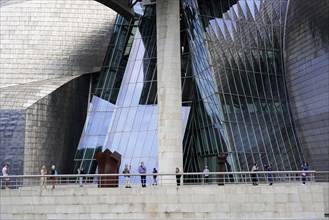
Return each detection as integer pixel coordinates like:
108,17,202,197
0,184,327,219
156,0,183,174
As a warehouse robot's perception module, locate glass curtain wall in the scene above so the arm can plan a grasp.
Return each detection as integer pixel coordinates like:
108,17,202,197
181,2,230,181
73,0,305,184
182,0,304,177
73,15,138,176
73,4,190,185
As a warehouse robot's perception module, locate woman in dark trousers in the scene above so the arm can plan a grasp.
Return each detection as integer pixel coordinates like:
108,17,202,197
251,163,259,186
138,162,147,187
264,163,273,185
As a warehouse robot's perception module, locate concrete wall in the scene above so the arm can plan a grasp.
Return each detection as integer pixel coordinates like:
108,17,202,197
1,184,328,219
156,0,183,174
284,0,329,171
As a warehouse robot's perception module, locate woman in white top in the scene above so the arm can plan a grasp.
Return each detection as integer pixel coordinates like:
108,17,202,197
2,164,10,189
122,164,131,188
251,163,259,186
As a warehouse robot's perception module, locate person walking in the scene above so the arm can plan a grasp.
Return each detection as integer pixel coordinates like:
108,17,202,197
203,166,210,184
138,162,147,187
152,168,158,185
264,163,273,185
301,162,309,185
2,164,10,190
51,165,57,189
175,167,182,186
40,165,48,188
123,164,131,188
251,163,259,186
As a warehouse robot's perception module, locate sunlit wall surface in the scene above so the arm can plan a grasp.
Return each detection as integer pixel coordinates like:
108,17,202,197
74,0,306,182
0,0,116,88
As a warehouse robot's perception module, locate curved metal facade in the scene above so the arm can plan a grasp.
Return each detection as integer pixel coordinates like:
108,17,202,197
181,0,305,175
0,0,116,88
0,0,117,175
285,0,329,172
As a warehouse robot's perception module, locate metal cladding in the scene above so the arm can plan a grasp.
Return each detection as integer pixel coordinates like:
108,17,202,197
285,0,329,172
0,0,117,175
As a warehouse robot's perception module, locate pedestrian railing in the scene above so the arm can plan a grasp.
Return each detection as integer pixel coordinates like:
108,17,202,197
0,171,327,190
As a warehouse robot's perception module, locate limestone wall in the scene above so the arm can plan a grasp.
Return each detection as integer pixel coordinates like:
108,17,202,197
0,184,328,219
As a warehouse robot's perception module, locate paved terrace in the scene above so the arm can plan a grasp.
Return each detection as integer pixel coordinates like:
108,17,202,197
0,171,328,219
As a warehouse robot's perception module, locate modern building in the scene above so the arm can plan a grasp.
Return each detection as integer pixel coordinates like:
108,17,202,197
1,0,328,182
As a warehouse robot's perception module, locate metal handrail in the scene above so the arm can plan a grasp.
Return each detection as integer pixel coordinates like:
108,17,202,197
0,170,318,178
0,171,327,189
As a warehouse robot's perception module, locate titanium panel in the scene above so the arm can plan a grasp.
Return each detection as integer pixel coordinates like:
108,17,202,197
0,110,25,175
285,0,329,172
